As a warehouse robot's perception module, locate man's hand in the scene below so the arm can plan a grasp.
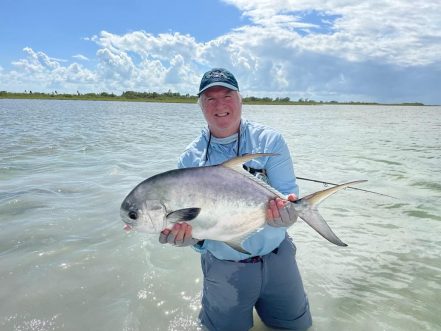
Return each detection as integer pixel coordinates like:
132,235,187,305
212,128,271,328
266,194,299,227
159,223,198,247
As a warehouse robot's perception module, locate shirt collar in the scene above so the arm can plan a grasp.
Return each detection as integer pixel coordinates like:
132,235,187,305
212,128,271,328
211,133,238,145
202,118,248,145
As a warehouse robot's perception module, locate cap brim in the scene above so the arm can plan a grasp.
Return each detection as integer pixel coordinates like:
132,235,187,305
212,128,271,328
198,82,239,96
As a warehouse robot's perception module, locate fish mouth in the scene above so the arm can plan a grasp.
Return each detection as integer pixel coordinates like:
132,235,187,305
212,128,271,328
121,215,137,230
120,210,164,233
120,208,137,230
120,200,167,233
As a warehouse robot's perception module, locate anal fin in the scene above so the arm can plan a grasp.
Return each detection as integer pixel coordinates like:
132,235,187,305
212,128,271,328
224,238,252,255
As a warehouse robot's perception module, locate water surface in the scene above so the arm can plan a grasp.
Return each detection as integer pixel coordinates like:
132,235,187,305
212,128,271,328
1,99,440,330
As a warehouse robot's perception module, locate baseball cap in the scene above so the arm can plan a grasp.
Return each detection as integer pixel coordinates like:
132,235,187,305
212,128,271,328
198,68,239,96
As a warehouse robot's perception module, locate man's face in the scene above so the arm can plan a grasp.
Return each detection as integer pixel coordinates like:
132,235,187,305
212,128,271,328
200,86,242,138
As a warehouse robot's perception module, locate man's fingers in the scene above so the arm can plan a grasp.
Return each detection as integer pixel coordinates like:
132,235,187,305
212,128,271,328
166,224,180,244
269,200,280,218
266,207,274,220
267,200,281,226
278,204,291,223
267,197,298,227
273,217,284,226
276,198,286,209
159,228,171,244
174,223,186,245
159,223,196,246
159,232,167,244
182,224,193,244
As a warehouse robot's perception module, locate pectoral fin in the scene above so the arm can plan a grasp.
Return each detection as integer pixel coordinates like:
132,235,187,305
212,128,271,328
166,208,201,223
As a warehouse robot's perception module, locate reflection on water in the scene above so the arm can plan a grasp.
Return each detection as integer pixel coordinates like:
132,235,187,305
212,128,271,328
1,100,440,330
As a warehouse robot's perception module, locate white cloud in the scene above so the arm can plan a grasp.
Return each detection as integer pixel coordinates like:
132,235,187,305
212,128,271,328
95,30,199,62
96,47,135,80
12,47,61,73
72,54,89,61
223,0,441,66
1,48,97,92
1,1,440,103
92,31,202,92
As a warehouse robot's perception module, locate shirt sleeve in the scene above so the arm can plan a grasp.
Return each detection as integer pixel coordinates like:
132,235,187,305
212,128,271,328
177,156,185,169
177,149,195,169
265,134,299,197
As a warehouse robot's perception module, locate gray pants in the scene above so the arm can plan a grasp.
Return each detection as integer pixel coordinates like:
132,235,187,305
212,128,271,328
199,236,312,331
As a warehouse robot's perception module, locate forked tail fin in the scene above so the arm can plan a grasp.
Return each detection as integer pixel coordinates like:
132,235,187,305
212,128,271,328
294,180,367,246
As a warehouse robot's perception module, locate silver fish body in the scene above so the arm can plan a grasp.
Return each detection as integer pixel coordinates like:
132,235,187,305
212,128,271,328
120,154,366,249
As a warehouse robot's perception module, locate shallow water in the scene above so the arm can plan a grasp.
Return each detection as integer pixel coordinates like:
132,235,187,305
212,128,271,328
1,99,440,331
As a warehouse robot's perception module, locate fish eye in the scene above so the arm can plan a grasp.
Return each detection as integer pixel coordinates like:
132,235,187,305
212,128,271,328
128,210,138,220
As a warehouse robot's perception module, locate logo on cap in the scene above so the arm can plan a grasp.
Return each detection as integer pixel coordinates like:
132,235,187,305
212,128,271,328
198,68,239,96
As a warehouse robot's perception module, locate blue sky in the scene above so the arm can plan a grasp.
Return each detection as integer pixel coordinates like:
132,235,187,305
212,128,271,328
1,0,440,104
0,0,246,65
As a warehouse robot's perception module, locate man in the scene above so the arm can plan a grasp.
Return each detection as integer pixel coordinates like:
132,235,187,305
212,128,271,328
159,68,312,331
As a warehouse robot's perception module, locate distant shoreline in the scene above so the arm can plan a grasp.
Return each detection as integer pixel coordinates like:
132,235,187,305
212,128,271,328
0,91,428,106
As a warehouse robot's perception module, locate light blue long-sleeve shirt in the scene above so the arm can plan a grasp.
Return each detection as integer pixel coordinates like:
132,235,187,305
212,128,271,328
178,118,299,261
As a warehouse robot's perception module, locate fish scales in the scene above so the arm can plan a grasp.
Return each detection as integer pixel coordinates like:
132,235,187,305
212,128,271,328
143,166,270,241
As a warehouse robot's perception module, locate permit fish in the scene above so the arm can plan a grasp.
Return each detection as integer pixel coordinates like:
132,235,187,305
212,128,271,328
120,153,366,252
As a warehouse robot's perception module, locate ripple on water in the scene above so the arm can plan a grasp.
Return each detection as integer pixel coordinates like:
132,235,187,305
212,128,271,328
410,180,441,193
1,313,62,331
404,208,441,221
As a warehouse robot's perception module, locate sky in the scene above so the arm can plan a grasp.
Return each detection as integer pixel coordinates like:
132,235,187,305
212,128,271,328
1,0,440,104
